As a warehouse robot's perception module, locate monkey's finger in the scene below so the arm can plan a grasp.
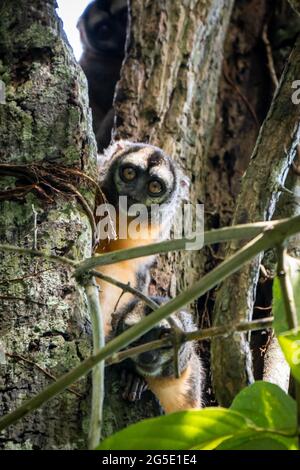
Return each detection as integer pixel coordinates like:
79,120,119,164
128,377,147,401
122,371,134,400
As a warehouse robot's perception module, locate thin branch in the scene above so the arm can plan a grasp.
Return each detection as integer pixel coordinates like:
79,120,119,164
0,244,76,267
83,278,105,450
0,267,57,286
262,24,279,90
0,219,291,276
46,175,98,245
277,246,298,330
276,245,300,446
0,217,298,433
75,220,288,277
6,353,82,398
90,270,159,311
32,204,38,250
223,62,259,127
107,317,274,366
288,0,300,15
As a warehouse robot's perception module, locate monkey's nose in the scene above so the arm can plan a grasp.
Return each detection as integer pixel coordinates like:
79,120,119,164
138,351,159,365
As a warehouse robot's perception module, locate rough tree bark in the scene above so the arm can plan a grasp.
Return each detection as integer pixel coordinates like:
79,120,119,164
211,5,300,405
2,0,297,450
0,0,97,449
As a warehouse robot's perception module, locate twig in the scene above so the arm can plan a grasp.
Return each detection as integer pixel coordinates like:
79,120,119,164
0,217,299,433
6,353,82,398
75,220,289,277
278,184,296,196
0,267,56,286
91,270,159,311
254,305,272,311
114,314,273,362
92,270,181,376
0,219,290,275
107,316,274,365
262,24,279,90
46,175,97,245
0,185,38,200
0,244,76,267
223,62,259,128
32,204,38,250
276,245,300,446
83,278,105,450
277,246,298,330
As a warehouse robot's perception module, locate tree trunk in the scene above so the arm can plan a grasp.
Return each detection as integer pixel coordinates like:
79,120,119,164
2,0,298,449
0,0,97,450
210,1,300,406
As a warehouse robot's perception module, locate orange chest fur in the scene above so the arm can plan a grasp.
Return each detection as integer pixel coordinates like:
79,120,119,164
95,224,157,335
146,365,199,414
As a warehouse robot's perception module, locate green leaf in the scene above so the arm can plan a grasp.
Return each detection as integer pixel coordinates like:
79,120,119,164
97,408,252,450
216,432,298,450
98,383,298,450
230,381,297,431
278,329,300,383
272,255,300,334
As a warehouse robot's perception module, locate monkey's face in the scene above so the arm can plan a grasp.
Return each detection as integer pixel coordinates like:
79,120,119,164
110,145,178,211
78,0,128,56
134,329,175,378
117,299,179,378
124,323,175,377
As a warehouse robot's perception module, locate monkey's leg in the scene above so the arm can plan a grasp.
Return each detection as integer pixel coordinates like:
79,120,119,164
96,108,115,151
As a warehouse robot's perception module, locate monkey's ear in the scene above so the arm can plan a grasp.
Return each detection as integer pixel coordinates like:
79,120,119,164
114,140,129,153
76,17,82,30
99,139,127,162
179,174,190,201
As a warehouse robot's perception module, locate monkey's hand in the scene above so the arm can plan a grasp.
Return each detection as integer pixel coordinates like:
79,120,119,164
121,369,148,402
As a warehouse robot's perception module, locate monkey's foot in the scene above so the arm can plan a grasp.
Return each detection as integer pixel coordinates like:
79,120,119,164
121,369,148,402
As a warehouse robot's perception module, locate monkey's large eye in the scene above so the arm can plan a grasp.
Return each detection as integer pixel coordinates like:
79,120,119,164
121,166,137,182
148,179,165,196
159,328,173,349
96,21,111,39
159,328,171,340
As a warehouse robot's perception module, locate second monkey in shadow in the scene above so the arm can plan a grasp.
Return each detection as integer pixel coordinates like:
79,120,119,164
114,296,204,413
78,0,128,151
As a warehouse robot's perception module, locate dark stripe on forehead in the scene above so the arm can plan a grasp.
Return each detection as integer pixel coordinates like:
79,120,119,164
115,144,148,161
95,0,111,13
110,0,127,15
147,151,165,167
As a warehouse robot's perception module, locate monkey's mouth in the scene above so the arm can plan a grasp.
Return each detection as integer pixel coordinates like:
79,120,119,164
135,363,162,377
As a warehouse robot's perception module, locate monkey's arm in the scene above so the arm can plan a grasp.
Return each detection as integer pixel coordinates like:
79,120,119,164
96,108,115,151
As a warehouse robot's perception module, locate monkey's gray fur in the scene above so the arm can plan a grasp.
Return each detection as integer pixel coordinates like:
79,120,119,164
97,140,189,241
114,296,204,412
